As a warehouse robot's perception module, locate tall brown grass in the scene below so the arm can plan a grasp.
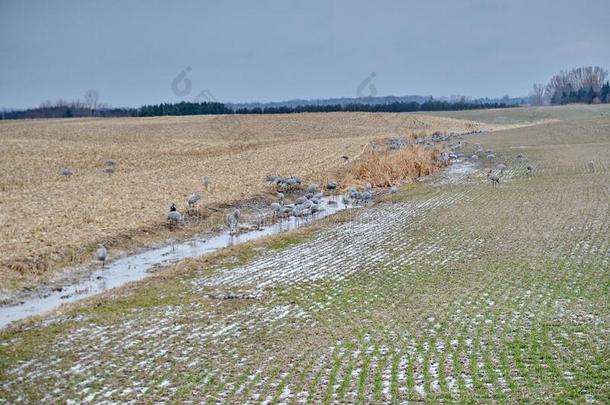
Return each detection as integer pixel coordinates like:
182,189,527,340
346,145,445,187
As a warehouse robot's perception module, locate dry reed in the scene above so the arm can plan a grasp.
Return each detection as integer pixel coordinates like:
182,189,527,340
347,145,445,187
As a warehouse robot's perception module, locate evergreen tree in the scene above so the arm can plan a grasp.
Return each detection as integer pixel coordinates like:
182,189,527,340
586,87,596,103
601,82,610,103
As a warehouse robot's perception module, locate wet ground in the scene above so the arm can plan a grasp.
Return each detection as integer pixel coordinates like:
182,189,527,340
0,157,487,329
2,128,608,403
0,196,359,328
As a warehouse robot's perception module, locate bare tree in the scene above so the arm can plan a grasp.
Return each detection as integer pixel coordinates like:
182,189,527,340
570,66,607,92
529,83,546,106
449,95,470,103
545,72,571,104
70,99,86,109
544,66,608,104
54,99,69,107
84,89,99,116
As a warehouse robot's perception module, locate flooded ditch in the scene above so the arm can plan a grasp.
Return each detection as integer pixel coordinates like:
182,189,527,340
0,158,481,329
0,197,357,328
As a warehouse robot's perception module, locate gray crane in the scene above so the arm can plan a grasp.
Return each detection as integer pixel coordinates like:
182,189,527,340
225,208,240,234
60,167,74,178
187,193,202,208
487,169,500,187
96,244,107,268
167,203,183,227
326,180,338,200
307,183,318,193
360,191,373,204
271,202,282,216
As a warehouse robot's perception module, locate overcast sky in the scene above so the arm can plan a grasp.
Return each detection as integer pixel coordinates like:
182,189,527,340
1,0,609,109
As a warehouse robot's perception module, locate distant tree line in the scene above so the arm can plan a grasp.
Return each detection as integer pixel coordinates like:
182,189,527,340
2,101,133,120
138,101,231,116
530,66,609,105
148,98,511,116
2,96,513,121
1,89,132,119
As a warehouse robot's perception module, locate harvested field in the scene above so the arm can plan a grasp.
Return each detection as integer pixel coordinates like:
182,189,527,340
1,105,608,402
0,112,507,289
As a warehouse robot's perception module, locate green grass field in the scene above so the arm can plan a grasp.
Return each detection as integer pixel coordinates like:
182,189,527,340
422,103,610,125
1,106,609,403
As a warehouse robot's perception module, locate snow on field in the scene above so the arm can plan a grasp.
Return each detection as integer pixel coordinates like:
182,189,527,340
2,120,609,403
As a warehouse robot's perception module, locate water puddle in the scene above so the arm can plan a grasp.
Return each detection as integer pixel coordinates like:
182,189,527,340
433,158,479,186
0,197,356,328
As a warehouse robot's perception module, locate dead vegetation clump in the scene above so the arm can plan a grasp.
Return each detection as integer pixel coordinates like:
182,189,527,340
346,144,445,187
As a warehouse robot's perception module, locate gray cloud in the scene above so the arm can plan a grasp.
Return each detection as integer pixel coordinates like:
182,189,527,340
1,0,609,109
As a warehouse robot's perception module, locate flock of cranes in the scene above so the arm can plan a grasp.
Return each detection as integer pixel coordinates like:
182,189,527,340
87,138,546,268
265,175,304,191
102,160,115,176
60,159,116,178
268,182,326,218
162,176,376,243
161,173,387,237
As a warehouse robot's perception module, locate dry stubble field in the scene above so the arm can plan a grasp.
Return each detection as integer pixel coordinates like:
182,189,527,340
0,112,505,292
0,105,608,403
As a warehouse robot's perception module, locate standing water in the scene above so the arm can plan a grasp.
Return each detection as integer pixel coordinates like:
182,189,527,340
0,197,356,328
433,158,479,186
